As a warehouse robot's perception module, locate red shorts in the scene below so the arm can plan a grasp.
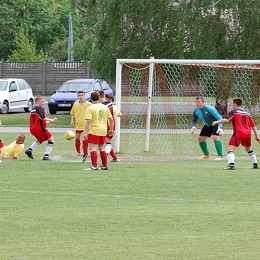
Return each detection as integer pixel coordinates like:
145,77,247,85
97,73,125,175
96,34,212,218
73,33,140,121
88,134,106,144
76,130,84,134
229,135,252,147
0,141,4,149
30,129,52,143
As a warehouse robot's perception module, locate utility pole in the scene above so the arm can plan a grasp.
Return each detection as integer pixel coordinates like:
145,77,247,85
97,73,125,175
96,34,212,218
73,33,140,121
68,15,74,62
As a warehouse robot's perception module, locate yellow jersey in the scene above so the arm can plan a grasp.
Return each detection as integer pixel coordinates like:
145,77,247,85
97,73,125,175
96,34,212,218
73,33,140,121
70,101,92,130
85,102,112,136
1,141,24,159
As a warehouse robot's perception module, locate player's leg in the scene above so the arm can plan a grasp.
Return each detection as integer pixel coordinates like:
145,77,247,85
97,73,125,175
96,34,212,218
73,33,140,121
223,136,237,170
25,131,42,159
99,136,108,170
84,134,99,170
82,136,89,163
43,133,54,160
74,130,82,156
198,126,210,159
244,137,259,169
212,125,223,159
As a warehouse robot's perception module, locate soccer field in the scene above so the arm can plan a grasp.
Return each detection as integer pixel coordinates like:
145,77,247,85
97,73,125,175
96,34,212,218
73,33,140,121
1,133,260,259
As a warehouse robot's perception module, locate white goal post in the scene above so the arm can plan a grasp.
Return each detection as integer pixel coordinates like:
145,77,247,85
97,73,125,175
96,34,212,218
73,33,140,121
115,59,260,156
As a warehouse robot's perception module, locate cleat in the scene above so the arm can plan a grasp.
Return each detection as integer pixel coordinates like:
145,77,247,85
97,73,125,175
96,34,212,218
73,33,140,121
223,165,235,170
99,166,108,170
42,156,51,161
111,159,120,162
198,155,210,159
253,165,259,169
214,156,224,161
0,159,2,166
73,152,81,156
82,153,89,163
84,166,98,171
25,149,34,159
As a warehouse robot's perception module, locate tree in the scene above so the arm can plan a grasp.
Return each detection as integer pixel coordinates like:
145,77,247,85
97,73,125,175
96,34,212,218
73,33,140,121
8,28,48,62
0,0,70,60
75,0,260,81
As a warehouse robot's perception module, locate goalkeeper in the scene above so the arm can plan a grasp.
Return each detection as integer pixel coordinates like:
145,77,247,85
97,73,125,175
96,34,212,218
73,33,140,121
190,96,224,160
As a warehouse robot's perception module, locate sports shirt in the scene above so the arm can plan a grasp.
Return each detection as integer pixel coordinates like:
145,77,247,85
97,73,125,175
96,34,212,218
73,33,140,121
70,101,92,130
227,109,256,137
1,141,24,158
191,104,223,128
85,102,112,136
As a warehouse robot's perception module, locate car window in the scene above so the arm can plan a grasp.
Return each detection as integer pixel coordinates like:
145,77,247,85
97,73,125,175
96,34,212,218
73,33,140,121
17,79,28,90
0,81,8,91
58,82,92,92
9,82,18,92
93,81,102,91
101,81,110,90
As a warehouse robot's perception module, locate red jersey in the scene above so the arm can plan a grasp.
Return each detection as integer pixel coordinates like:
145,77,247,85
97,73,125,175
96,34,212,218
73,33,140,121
30,106,47,132
102,100,116,131
227,109,256,137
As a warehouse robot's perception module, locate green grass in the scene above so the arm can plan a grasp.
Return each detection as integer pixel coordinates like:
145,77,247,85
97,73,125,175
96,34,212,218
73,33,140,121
1,133,260,259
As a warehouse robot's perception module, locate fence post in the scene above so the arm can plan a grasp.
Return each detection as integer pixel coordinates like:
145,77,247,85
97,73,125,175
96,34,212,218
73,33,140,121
42,62,46,95
0,62,2,78
86,61,90,78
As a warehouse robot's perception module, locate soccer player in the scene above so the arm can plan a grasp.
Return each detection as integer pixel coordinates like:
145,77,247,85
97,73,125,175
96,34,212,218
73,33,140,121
84,91,114,170
191,96,224,160
212,97,260,170
70,91,91,161
25,95,57,160
105,94,122,162
0,133,25,159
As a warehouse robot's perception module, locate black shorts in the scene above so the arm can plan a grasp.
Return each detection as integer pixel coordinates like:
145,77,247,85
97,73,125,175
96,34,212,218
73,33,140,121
200,125,219,137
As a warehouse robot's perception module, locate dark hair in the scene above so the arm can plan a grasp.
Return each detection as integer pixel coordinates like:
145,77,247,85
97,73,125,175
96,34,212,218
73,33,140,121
98,90,105,98
91,91,100,102
77,90,85,94
105,94,114,102
196,96,204,102
232,97,243,107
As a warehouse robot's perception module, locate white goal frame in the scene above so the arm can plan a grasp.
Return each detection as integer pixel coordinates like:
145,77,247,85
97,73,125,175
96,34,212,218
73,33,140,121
115,59,260,154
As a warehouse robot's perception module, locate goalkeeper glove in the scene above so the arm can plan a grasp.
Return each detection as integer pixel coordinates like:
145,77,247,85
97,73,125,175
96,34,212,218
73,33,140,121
216,128,224,136
190,126,196,134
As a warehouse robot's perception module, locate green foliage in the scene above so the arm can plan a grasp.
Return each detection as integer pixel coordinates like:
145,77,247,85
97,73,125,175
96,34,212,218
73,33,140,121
8,28,49,61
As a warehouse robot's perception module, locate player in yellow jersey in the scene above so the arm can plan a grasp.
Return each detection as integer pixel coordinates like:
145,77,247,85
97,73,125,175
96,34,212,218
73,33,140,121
70,91,92,161
84,91,114,170
0,133,25,160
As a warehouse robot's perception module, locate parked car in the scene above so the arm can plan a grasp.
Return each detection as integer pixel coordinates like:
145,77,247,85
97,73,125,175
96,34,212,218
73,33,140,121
0,78,34,114
48,79,114,114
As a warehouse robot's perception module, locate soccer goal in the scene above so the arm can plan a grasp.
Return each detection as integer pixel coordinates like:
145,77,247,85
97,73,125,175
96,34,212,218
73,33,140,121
114,59,260,155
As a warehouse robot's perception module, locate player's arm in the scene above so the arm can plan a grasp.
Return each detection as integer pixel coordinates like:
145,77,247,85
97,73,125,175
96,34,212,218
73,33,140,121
251,125,260,142
212,118,229,126
84,119,91,139
108,117,114,135
207,105,224,128
190,111,198,133
70,115,75,126
0,154,17,159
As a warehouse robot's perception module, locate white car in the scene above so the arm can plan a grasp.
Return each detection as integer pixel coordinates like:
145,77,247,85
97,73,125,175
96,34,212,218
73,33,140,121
0,78,34,114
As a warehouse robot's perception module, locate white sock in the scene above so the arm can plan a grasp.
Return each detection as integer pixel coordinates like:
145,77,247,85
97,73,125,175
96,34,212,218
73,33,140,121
30,140,40,151
227,151,235,164
248,150,257,164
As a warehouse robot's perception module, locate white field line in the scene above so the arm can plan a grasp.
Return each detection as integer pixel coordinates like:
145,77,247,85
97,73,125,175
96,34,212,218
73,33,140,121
1,189,260,205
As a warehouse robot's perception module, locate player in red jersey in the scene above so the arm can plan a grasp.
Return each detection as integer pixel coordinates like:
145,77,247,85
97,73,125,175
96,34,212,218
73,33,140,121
212,97,260,170
25,95,57,160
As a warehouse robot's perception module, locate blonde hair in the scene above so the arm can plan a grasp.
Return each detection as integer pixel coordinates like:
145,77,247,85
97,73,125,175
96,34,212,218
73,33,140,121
35,95,45,103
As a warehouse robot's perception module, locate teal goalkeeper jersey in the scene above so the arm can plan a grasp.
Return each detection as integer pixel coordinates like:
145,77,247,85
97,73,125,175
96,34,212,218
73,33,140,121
191,104,223,128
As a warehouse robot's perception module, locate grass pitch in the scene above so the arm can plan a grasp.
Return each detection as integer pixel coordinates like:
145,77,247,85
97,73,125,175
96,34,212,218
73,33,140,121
1,133,260,259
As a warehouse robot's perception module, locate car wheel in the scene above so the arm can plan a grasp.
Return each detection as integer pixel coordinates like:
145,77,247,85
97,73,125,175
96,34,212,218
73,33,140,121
0,101,9,114
24,99,34,112
49,110,57,115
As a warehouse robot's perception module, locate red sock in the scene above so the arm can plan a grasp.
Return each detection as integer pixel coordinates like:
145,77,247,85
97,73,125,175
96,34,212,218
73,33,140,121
110,148,117,160
83,139,88,155
90,151,98,168
75,140,81,154
100,151,108,167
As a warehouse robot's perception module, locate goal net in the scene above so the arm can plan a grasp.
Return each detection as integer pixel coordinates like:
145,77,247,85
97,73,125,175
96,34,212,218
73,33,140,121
114,59,260,156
